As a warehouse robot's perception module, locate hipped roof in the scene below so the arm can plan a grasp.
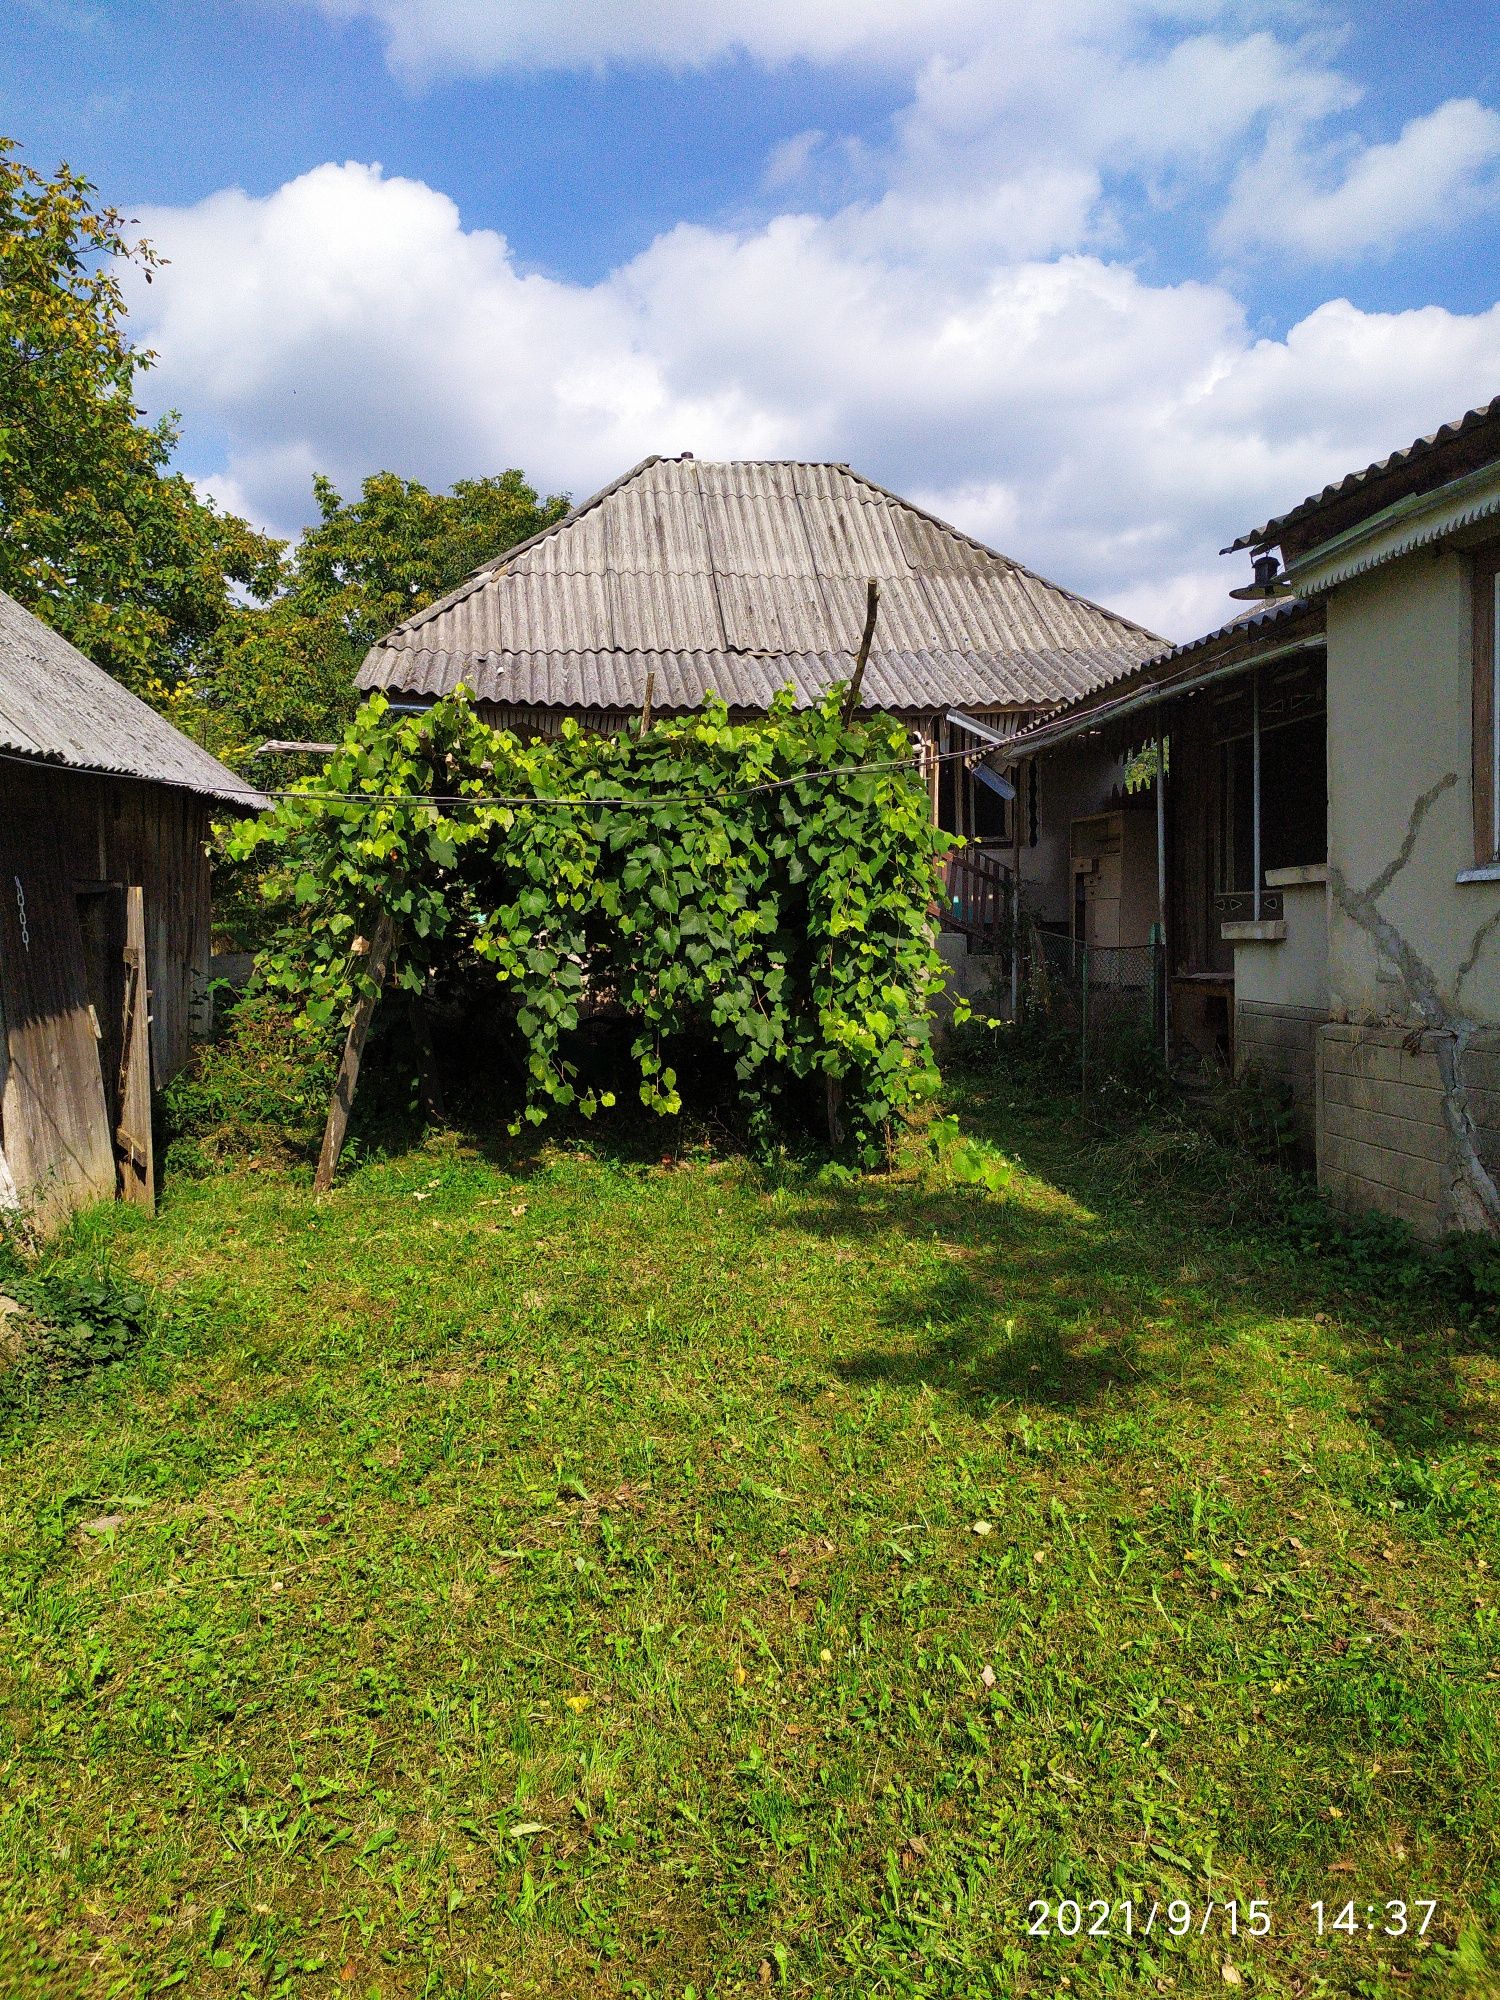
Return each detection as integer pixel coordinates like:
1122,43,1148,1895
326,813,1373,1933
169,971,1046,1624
0,590,263,809
357,455,1160,715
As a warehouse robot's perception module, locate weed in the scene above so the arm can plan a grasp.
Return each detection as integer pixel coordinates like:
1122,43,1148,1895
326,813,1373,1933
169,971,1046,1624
0,1262,150,1419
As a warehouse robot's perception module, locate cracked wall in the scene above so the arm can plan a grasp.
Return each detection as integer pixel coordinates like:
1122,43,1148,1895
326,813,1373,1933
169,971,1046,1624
1322,550,1500,1235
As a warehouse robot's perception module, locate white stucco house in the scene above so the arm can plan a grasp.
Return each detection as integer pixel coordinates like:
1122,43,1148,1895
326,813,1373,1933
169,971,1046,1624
1004,396,1500,1239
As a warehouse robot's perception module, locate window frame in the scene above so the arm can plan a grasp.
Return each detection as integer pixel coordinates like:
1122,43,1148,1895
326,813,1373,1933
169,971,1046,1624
1472,544,1500,864
1214,706,1328,896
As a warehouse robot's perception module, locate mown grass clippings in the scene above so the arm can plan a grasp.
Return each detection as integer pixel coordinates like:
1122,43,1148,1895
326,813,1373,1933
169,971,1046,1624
0,1090,1496,1998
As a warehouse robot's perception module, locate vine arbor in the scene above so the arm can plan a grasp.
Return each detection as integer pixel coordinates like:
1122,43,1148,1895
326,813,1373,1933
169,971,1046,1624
226,683,958,1181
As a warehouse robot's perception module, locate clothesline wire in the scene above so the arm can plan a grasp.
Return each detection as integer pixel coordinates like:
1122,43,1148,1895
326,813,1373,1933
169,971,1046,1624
0,736,1009,814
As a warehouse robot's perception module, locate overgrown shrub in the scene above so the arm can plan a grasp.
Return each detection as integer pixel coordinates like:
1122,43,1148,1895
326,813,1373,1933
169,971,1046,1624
948,1011,1176,1127
223,688,954,1164
948,1020,1500,1318
163,989,335,1172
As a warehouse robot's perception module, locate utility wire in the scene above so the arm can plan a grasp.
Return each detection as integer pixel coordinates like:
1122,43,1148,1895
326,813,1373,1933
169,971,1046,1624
0,738,996,814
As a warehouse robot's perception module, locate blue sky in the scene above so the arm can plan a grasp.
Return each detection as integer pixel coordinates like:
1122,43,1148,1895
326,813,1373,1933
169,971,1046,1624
6,0,1500,635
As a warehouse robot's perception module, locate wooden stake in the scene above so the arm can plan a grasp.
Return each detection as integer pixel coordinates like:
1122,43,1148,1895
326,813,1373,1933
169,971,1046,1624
840,580,879,725
314,909,396,1194
640,668,656,733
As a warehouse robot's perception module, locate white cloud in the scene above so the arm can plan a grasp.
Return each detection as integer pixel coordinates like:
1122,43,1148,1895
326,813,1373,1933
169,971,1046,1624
1222,97,1500,259
127,158,1500,643
276,2,1500,274
298,0,997,77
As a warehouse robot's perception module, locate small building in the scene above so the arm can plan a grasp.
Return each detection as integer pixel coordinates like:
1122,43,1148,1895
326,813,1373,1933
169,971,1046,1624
356,454,1160,954
1009,396,1500,1239
0,591,260,1229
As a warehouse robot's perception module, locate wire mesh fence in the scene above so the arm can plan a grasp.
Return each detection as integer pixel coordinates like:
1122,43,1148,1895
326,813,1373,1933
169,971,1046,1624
1019,925,1166,1092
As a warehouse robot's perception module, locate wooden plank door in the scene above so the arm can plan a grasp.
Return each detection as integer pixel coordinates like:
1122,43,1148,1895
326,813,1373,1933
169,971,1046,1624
116,887,155,1211
0,817,115,1228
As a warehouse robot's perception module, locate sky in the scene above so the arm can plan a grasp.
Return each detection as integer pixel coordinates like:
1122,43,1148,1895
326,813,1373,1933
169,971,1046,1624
5,0,1500,638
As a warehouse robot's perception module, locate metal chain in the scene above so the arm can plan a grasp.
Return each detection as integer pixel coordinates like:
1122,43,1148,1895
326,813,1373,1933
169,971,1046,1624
13,874,28,951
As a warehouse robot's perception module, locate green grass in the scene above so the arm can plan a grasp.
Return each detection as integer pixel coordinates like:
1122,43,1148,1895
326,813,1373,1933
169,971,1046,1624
1,1082,1497,1999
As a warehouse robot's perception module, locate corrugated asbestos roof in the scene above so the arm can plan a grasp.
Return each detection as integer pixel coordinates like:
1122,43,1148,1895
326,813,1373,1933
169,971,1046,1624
1230,395,1500,554
1004,596,1325,757
0,591,263,809
358,456,1160,714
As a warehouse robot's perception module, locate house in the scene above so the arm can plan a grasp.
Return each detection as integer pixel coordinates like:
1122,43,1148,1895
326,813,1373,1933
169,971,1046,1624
1007,395,1500,1239
356,454,1161,952
0,591,261,1229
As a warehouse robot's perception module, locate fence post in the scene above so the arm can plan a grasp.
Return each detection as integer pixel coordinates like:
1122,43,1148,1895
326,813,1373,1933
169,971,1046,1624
1080,942,1089,1098
1009,868,1020,1019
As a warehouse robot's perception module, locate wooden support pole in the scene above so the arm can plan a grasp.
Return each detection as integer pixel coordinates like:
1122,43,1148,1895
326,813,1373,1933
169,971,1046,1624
640,668,656,733
314,910,396,1194
840,579,880,725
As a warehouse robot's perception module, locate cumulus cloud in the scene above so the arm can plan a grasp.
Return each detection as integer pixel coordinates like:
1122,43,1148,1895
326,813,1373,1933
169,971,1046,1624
1221,97,1500,259
127,158,1500,641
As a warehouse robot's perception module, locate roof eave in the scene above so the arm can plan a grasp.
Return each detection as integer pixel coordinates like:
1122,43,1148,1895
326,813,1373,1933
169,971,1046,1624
0,743,267,811
1002,601,1326,759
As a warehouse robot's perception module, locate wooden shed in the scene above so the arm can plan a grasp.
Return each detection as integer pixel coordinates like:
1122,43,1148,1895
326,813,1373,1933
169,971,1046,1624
0,591,261,1229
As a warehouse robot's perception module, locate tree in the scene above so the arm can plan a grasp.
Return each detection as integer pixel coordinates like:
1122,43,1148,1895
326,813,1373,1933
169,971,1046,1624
0,138,280,698
206,470,569,758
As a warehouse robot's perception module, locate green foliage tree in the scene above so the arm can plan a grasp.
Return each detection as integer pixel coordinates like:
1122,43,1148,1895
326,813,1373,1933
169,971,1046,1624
0,138,280,699
226,687,953,1162
207,470,568,759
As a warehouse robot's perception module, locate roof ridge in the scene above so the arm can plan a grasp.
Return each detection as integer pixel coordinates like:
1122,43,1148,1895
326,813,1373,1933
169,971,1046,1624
830,463,1164,644
366,637,1152,661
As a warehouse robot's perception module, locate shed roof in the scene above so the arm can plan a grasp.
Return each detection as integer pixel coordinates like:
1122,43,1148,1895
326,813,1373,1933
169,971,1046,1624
357,456,1160,714
0,591,262,808
1229,395,1500,558
1003,595,1326,759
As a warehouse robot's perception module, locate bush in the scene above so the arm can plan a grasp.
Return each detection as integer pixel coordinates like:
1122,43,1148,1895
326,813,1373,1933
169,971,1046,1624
163,989,335,1173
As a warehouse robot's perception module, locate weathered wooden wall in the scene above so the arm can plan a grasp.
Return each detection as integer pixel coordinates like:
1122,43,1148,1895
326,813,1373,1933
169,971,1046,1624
0,762,214,1225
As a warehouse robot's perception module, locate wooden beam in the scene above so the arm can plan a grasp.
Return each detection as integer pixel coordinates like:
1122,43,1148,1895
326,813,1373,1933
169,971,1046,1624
115,887,155,1212
840,580,880,726
314,910,397,1194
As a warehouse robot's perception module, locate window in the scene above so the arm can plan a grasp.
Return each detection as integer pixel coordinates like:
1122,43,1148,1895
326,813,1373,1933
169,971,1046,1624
1473,546,1500,863
1217,712,1328,889
1213,664,1328,907
970,772,1009,843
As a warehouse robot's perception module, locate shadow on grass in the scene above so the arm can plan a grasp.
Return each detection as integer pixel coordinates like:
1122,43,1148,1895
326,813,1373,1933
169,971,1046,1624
970,1091,1497,1462
343,1016,1492,1460
764,1081,1495,1458
840,1270,1149,1414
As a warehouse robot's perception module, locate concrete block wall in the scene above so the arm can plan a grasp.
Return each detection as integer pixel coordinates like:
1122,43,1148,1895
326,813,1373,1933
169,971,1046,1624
1316,1023,1500,1237
1235,1001,1322,1157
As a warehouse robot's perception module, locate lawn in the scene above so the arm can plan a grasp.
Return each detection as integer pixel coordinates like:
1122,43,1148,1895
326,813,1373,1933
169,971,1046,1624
0,1080,1497,1999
